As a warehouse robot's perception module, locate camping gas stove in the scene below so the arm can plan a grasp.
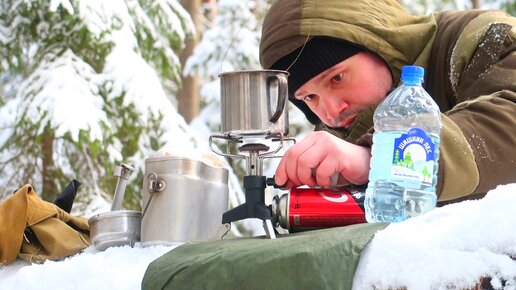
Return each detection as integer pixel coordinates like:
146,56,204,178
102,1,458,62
210,132,294,239
210,69,294,239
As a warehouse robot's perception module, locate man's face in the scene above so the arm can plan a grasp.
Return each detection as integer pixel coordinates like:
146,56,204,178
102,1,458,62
293,52,393,128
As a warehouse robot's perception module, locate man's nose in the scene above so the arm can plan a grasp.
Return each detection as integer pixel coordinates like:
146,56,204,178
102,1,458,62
321,95,347,120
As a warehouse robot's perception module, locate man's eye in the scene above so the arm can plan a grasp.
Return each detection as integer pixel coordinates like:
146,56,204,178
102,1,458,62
332,73,343,82
303,94,316,102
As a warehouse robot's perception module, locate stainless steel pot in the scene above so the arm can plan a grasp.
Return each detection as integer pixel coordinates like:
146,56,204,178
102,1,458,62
219,69,289,137
88,210,141,251
141,155,229,245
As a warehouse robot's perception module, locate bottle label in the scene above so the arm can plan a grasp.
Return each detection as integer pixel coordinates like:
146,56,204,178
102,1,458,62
391,128,436,187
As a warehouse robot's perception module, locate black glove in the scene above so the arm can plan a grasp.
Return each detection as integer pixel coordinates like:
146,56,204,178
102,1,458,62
53,179,81,213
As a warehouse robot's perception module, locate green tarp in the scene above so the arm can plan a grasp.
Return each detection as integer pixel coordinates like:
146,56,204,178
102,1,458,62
142,223,388,290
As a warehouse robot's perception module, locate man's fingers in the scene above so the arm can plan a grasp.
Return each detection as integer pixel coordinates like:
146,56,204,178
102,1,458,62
315,155,342,187
274,156,288,186
281,136,318,186
274,132,367,188
331,173,351,187
296,147,327,186
297,166,316,187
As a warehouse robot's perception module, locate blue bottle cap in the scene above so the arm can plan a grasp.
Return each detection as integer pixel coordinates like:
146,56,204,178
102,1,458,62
401,65,424,84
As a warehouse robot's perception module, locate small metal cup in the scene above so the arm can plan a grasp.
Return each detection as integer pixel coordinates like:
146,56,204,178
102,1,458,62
219,69,289,137
88,210,142,251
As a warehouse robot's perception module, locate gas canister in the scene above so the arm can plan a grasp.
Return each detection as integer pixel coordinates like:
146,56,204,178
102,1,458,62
271,187,366,232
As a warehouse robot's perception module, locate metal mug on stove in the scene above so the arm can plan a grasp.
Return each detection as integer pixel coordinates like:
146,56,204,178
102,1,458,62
219,69,289,137
140,155,229,245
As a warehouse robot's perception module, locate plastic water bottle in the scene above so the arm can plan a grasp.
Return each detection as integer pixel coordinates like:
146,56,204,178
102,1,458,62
365,66,442,223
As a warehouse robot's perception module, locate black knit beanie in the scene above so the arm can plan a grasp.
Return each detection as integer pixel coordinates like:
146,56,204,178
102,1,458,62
271,37,364,124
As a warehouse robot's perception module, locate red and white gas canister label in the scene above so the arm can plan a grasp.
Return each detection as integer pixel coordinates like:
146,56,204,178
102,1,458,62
289,188,366,228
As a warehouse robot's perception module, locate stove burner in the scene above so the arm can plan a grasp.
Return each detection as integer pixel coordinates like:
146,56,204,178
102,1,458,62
210,131,295,239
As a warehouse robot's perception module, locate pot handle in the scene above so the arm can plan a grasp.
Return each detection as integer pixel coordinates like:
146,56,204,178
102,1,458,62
111,163,135,211
148,172,166,193
267,74,288,123
142,173,165,218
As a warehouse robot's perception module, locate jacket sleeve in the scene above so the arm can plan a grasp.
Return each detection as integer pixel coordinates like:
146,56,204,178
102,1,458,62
437,18,516,201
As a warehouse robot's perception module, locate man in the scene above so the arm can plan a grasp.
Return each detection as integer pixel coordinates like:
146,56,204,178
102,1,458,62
259,0,516,203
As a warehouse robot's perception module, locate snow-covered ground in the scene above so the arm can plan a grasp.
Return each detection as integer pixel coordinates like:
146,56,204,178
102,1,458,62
0,244,176,290
353,183,516,289
1,183,516,290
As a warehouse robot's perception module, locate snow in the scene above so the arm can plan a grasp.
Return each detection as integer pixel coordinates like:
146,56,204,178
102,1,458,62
353,183,516,289
2,183,516,290
14,49,107,142
0,0,210,206
183,0,262,77
49,0,74,14
1,0,515,289
0,244,176,290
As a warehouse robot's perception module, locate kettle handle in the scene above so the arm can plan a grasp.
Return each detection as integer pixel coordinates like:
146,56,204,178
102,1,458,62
267,74,288,123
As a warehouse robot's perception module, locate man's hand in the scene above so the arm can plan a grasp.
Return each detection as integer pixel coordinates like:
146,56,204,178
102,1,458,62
274,131,371,189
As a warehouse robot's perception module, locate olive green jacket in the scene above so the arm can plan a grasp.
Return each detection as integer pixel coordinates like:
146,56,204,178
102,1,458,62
259,0,516,202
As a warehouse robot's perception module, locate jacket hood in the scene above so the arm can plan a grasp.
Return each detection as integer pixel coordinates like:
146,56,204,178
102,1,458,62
259,0,437,123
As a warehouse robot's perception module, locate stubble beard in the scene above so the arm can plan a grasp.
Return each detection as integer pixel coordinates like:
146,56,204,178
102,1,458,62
329,108,361,128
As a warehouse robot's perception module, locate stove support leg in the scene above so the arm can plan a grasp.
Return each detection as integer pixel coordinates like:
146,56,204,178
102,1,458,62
221,175,276,239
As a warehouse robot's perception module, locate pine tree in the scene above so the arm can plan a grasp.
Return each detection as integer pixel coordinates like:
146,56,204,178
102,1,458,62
394,150,401,165
422,165,430,182
0,0,200,214
404,152,413,168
